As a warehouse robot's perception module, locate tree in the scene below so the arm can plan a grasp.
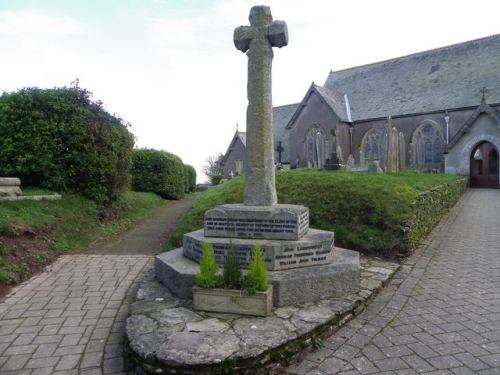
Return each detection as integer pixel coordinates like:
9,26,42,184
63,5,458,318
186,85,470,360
203,153,224,184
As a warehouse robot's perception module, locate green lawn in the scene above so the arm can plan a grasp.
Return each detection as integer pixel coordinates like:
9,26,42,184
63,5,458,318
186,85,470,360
166,170,465,258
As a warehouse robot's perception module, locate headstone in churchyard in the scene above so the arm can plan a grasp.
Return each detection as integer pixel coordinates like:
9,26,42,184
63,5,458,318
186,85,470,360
234,5,288,206
367,160,384,173
346,154,355,168
0,177,22,197
398,132,406,171
384,116,400,173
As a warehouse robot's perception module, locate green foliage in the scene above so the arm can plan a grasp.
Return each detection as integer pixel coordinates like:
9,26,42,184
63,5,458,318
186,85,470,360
183,165,197,193
131,148,194,199
243,244,269,293
222,248,242,290
166,171,465,258
195,243,219,288
211,175,223,185
402,178,467,255
0,83,134,210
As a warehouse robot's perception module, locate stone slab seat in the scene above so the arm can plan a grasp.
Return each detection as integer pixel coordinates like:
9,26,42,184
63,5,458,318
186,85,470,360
155,247,359,307
184,228,334,271
204,203,309,240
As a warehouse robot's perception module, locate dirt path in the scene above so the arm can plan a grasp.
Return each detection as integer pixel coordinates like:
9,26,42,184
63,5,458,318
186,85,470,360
90,195,195,255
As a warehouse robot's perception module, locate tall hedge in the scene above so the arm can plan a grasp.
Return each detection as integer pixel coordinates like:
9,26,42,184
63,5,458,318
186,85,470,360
184,165,197,193
0,85,134,207
131,149,195,199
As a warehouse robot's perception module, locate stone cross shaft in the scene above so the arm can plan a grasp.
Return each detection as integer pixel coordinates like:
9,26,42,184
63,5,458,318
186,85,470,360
234,6,288,206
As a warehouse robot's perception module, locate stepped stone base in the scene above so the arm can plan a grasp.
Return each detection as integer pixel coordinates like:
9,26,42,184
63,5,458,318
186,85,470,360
204,203,309,240
155,247,359,307
183,228,334,271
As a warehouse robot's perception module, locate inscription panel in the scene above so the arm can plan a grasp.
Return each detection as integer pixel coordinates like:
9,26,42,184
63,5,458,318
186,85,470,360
204,204,309,241
183,228,334,271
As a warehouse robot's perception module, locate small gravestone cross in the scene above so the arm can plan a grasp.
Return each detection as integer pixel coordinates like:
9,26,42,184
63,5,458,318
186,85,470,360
234,6,288,206
276,141,284,163
480,86,489,104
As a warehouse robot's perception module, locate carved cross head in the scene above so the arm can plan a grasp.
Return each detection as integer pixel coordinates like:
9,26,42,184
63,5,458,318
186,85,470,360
234,5,288,53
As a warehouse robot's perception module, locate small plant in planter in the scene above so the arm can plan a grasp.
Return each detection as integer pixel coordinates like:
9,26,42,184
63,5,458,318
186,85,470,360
193,243,273,316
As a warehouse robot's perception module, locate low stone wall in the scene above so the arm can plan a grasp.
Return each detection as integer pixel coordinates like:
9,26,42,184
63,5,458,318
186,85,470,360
125,257,399,374
0,194,62,202
401,178,468,256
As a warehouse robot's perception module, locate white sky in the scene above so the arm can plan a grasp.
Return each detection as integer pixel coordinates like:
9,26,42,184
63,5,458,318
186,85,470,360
1,0,499,182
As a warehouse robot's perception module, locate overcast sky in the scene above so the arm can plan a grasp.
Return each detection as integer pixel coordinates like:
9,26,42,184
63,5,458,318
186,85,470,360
1,0,499,182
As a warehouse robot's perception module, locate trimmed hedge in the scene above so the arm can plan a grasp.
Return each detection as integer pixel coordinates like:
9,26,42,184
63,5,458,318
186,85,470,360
0,85,134,208
165,170,466,258
184,165,197,193
402,178,467,255
131,149,196,199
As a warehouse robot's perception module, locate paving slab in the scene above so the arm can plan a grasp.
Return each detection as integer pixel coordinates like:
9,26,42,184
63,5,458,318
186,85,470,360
286,189,500,374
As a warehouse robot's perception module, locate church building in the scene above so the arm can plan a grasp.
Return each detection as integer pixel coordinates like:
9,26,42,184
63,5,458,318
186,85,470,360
221,34,500,188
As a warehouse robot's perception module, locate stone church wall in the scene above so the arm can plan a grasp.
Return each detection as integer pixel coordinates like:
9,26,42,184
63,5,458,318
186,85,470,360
287,91,341,168
222,138,246,178
445,113,500,178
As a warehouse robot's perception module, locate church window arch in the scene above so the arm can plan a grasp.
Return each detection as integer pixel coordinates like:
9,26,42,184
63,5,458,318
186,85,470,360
360,128,384,164
411,121,444,167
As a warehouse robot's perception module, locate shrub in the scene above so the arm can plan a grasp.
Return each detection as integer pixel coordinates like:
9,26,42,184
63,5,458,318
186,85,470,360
131,149,186,199
211,175,224,185
243,245,269,293
195,243,219,288
184,165,197,193
0,84,134,209
222,248,241,289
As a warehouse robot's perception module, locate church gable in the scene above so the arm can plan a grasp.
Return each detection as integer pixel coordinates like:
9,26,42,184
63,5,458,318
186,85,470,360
448,103,500,151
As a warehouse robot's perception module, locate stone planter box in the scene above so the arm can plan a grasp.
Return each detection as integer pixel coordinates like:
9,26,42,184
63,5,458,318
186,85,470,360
192,286,273,316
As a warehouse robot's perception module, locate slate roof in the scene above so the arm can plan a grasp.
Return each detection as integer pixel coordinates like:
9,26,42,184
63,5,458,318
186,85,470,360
273,103,299,163
273,103,300,143
323,34,500,121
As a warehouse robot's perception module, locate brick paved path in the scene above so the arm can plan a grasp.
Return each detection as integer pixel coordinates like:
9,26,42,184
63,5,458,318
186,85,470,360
0,255,151,374
287,189,500,375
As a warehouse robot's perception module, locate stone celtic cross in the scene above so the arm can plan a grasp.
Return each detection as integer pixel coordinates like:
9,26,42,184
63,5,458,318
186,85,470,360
234,6,288,206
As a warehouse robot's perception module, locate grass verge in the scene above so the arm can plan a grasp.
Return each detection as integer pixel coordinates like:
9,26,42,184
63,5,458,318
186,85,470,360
165,170,465,258
0,189,165,296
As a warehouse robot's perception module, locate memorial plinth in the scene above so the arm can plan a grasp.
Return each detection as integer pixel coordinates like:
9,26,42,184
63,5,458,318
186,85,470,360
204,203,308,240
184,228,334,271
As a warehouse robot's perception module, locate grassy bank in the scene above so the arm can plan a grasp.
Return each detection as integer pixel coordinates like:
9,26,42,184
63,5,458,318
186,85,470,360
0,189,165,293
166,170,464,258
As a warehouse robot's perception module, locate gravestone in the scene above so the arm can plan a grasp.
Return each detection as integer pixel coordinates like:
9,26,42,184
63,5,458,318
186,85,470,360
0,177,22,197
155,6,359,307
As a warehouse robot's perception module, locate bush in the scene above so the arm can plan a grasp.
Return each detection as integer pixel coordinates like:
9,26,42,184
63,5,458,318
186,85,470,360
195,243,219,288
184,165,197,193
243,245,269,293
222,248,241,289
131,149,187,199
0,84,134,209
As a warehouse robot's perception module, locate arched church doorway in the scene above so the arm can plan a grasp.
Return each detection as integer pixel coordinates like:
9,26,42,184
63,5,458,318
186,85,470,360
470,141,499,188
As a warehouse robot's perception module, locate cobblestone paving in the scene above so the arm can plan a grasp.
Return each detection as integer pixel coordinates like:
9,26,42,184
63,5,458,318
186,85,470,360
286,189,500,375
0,255,151,374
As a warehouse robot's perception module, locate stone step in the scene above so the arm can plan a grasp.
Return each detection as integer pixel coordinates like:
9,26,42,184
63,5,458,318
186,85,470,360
204,203,309,241
183,228,334,271
155,247,359,307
